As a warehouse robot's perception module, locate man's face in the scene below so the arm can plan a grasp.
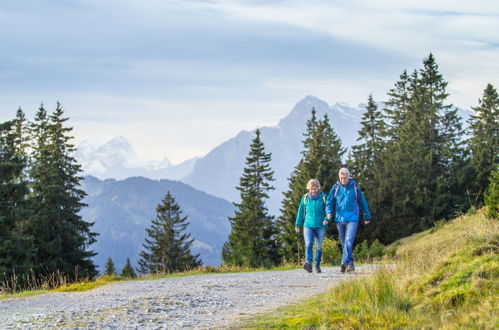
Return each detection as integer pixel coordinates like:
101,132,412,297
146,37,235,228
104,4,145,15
339,173,350,186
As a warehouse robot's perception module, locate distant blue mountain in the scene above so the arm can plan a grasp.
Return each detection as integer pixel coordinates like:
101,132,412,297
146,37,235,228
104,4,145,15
183,96,473,215
77,96,473,217
184,96,365,214
81,176,233,272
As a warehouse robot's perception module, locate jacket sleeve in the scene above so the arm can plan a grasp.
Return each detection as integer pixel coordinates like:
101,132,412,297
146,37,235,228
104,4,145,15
295,197,305,227
358,187,372,220
325,189,335,215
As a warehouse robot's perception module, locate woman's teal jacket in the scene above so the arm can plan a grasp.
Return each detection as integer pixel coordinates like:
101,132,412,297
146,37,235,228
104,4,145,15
295,191,328,228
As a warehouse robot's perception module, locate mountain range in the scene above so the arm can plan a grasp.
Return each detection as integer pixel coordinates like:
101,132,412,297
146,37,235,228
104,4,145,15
75,137,199,181
77,95,473,215
81,176,233,271
78,96,369,214
184,96,368,214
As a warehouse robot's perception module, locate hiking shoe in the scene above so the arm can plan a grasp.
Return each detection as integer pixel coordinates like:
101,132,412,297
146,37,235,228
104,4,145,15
303,263,312,273
346,264,355,273
315,266,322,273
340,264,347,273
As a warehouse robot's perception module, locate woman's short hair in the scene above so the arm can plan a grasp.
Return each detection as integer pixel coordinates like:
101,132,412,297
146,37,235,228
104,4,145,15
338,167,350,176
306,179,321,189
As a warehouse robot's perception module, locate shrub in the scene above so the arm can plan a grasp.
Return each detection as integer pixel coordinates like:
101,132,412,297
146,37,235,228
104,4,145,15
354,239,386,262
484,169,498,219
321,237,342,265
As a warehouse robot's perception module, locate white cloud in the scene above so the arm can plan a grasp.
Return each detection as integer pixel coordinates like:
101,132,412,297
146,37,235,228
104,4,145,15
1,0,498,162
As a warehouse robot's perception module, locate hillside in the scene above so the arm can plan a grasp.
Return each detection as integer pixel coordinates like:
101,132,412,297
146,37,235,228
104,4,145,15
245,210,498,328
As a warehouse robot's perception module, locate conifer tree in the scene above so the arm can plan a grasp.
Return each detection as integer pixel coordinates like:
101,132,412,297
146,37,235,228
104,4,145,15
120,258,137,278
467,83,499,206
434,106,467,216
350,94,385,188
138,191,201,274
368,71,417,243
222,128,278,268
350,94,385,242
371,54,466,243
418,53,459,222
28,103,97,280
275,110,344,263
275,110,319,263
104,257,117,276
313,114,345,194
383,70,411,140
0,113,35,287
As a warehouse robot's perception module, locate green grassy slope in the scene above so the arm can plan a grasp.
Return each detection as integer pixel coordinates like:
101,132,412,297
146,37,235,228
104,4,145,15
244,211,498,329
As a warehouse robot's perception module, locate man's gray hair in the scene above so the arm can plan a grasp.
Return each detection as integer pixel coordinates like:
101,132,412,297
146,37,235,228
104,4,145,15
338,167,350,176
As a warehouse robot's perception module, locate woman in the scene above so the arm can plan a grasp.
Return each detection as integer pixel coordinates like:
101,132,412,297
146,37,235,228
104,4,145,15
295,179,329,273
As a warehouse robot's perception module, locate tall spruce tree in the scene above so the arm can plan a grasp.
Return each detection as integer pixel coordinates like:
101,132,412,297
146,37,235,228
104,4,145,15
222,128,278,268
369,71,417,243
371,54,466,243
138,191,201,274
275,110,344,263
349,94,385,242
467,83,499,206
0,113,35,287
418,53,467,221
275,110,319,263
434,106,467,216
383,70,411,141
350,94,385,187
313,114,345,194
28,103,97,281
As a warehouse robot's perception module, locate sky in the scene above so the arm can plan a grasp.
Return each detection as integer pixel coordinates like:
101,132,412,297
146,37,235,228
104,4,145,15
1,0,498,164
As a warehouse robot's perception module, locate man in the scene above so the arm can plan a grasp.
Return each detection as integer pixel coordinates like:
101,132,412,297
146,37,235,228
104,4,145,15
326,168,371,273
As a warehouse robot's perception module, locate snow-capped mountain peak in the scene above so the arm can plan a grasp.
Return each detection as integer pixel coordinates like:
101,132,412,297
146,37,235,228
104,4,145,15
75,137,198,180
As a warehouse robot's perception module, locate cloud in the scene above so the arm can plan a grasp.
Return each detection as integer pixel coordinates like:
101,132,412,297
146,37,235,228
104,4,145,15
0,0,498,161
1,0,406,101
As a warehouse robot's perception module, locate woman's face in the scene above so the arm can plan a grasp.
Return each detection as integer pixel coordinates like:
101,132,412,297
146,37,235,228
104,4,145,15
309,186,319,195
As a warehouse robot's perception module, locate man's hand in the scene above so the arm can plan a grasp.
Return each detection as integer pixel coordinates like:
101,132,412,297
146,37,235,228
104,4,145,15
327,213,332,220
364,220,371,225
323,220,329,225
295,227,300,233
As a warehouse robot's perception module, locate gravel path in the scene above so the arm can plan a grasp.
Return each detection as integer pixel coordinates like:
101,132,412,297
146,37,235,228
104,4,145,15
0,265,376,329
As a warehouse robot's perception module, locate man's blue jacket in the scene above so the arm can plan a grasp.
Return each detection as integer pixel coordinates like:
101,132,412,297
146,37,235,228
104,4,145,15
325,178,371,222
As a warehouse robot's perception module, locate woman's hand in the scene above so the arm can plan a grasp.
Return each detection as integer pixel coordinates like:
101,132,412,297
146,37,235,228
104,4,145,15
295,227,300,233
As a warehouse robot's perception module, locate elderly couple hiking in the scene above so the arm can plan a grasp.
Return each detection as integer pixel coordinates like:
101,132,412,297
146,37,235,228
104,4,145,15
295,168,371,274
